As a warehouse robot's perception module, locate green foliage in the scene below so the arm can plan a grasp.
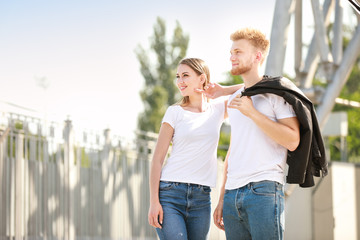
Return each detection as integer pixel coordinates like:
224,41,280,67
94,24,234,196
218,130,230,160
135,17,189,133
216,71,243,160
331,60,360,162
219,71,244,86
324,25,360,162
138,86,168,132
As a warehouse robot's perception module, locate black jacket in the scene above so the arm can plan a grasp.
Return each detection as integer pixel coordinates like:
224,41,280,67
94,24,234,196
241,76,328,187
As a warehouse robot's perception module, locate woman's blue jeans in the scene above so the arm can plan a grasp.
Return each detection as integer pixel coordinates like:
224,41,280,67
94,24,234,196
223,180,285,240
156,181,211,240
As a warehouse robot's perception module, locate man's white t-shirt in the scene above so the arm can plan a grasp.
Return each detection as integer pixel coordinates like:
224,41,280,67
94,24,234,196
160,101,225,188
226,87,296,190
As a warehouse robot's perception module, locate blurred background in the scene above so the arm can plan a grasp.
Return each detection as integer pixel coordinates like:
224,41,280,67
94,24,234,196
1,0,360,239
0,0,278,139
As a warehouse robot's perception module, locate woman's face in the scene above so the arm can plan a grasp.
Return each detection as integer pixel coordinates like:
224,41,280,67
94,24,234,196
176,64,203,97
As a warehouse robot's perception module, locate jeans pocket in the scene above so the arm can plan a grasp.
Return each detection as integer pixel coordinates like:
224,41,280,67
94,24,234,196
201,185,211,194
250,181,277,196
159,181,175,191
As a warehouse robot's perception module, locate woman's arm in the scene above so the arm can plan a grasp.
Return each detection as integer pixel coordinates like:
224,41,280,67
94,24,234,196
148,122,174,229
213,140,231,230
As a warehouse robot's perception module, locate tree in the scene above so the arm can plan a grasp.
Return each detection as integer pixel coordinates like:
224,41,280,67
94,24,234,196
135,17,189,133
319,26,360,163
330,54,360,162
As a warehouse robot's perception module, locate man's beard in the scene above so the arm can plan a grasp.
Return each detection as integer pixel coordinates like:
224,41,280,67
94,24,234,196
230,63,252,75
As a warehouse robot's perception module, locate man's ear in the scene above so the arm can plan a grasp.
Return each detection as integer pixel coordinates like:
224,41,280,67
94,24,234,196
255,51,263,62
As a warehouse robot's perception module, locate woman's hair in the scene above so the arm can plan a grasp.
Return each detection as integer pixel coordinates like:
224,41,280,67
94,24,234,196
230,28,270,65
177,58,210,106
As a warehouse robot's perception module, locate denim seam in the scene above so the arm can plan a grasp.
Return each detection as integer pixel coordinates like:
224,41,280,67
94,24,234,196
235,189,241,219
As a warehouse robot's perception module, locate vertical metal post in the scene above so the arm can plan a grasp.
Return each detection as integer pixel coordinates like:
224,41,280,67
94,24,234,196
15,133,24,240
332,0,344,65
294,0,303,84
63,120,76,240
299,0,334,88
265,0,295,76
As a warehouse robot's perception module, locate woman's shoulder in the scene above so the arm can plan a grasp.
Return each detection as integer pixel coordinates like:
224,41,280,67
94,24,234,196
209,100,225,110
167,104,181,111
164,104,182,116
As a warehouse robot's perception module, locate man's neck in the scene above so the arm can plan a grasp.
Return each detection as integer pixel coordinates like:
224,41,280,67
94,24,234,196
242,71,263,88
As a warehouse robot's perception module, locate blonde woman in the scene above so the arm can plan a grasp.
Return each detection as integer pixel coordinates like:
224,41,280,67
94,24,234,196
148,58,242,240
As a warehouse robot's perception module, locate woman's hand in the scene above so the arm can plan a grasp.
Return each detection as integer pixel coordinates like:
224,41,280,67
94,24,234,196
148,201,163,229
195,83,244,99
213,201,225,230
195,82,223,99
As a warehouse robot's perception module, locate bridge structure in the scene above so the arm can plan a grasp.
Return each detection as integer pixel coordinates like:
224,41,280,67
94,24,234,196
266,1,360,239
266,0,360,128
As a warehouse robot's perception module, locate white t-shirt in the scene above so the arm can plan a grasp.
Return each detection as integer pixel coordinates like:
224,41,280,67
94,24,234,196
160,101,225,187
225,87,296,190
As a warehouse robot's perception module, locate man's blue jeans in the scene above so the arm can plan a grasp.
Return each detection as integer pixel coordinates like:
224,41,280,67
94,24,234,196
223,180,285,240
156,181,211,240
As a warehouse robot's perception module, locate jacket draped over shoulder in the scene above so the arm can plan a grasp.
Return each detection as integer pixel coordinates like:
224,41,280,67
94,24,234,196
242,76,328,188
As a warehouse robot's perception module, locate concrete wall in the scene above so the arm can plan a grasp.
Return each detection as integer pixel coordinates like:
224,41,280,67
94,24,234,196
313,164,334,240
285,186,313,240
286,162,360,240
331,162,358,239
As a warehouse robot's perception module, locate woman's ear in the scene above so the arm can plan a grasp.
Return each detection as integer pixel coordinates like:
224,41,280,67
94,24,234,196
200,74,206,85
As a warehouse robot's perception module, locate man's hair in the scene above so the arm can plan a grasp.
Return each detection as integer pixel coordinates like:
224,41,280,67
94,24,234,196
230,28,270,64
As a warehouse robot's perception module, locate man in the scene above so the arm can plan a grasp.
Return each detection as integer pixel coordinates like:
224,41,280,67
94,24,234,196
213,28,301,240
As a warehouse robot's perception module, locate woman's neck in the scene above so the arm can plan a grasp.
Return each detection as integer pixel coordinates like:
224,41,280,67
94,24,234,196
184,94,208,112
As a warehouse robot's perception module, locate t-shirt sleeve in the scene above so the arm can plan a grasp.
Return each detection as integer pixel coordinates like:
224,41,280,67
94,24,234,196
162,106,177,128
273,96,296,119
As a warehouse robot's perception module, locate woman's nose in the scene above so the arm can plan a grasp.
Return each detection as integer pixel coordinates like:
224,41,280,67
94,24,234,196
176,77,184,83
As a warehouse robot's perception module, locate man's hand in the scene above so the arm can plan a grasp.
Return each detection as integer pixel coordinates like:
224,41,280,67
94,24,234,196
228,95,255,117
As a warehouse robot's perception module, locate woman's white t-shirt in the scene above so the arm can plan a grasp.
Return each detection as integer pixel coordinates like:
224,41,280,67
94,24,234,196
160,101,225,188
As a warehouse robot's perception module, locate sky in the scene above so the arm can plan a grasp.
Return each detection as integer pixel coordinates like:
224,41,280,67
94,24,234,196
2,0,354,140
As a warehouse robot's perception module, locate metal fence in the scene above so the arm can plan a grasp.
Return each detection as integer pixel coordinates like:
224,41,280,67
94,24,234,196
0,112,226,240
0,111,159,240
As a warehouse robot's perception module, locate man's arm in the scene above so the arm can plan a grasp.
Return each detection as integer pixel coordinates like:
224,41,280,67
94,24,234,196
195,82,244,99
229,95,300,151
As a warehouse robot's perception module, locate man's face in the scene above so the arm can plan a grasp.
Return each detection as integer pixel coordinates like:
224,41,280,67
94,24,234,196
230,39,256,75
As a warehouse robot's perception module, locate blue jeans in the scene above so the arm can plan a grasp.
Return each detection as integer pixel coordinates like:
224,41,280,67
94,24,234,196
223,180,285,240
156,181,211,240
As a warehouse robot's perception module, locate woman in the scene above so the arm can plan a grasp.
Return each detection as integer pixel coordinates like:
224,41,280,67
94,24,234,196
148,58,241,240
